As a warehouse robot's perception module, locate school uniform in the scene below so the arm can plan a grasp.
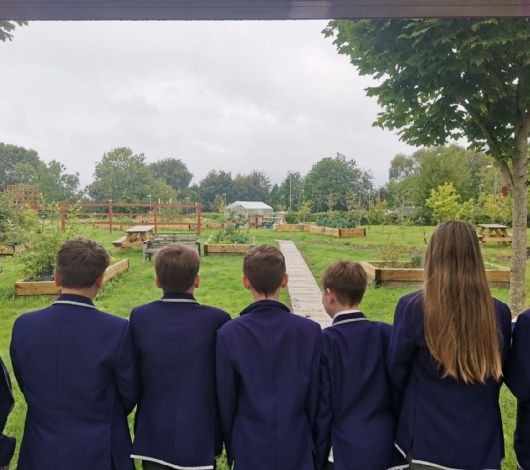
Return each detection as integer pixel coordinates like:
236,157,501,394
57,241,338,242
216,300,322,470
314,310,408,470
10,293,139,470
0,356,15,467
505,309,530,470
129,293,231,470
387,291,511,470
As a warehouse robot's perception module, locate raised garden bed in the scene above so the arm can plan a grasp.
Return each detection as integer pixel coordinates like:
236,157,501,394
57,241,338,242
361,261,510,288
273,223,313,232
14,259,130,296
309,226,366,238
203,243,255,256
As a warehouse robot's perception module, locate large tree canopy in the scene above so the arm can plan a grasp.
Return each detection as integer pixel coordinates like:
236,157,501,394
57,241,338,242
324,19,530,314
87,147,155,203
149,158,193,192
303,153,372,212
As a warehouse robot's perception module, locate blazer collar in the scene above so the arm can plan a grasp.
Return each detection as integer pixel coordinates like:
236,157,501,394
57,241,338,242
160,293,199,304
332,310,367,326
240,299,290,316
54,294,96,309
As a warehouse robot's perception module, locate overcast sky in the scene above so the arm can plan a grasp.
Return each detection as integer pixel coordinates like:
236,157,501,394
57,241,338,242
0,20,416,190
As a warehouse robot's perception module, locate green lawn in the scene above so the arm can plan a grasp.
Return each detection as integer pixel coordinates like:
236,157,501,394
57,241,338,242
0,225,523,468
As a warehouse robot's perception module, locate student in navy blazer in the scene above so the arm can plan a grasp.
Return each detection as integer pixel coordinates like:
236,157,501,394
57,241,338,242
0,356,15,469
129,244,231,470
387,221,511,470
505,309,530,470
314,261,407,470
10,237,139,470
216,245,322,470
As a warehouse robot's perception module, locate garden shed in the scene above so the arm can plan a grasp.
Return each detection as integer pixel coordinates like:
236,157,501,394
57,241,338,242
225,201,274,228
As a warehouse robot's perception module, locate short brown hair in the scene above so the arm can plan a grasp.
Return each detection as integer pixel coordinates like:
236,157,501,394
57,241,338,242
155,244,200,293
243,245,286,296
321,260,367,307
55,237,110,288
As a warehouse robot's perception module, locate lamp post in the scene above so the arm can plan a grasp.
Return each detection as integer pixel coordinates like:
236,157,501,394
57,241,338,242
186,196,190,214
147,194,152,213
222,193,227,207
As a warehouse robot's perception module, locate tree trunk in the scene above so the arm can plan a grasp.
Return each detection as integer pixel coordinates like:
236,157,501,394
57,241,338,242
508,142,528,317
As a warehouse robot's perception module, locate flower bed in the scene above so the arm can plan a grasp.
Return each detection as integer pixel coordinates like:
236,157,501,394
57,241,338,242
309,226,366,238
203,243,255,256
361,261,510,288
14,259,129,296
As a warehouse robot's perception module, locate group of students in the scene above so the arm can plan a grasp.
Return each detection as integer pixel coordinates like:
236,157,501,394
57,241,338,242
1,219,530,470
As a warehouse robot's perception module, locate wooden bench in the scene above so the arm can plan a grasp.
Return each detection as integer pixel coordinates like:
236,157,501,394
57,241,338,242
111,235,127,247
142,233,201,263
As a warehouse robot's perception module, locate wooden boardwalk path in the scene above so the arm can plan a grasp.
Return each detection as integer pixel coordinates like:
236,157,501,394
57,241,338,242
277,240,332,328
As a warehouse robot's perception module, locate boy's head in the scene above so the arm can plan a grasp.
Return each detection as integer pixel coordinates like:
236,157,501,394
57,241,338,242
55,237,110,288
321,260,367,310
155,244,200,293
243,245,286,296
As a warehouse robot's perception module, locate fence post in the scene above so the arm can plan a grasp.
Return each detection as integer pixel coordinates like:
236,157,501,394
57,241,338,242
108,200,113,233
60,201,66,231
197,203,202,236
154,202,158,233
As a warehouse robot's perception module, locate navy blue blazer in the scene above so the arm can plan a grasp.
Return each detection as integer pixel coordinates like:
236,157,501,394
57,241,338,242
0,356,15,467
216,300,322,470
387,291,511,470
129,293,231,469
10,294,139,470
505,309,530,470
314,311,407,470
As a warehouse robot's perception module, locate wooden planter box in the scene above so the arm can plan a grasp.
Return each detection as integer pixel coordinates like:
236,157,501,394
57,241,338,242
14,259,130,296
203,243,255,256
0,243,25,256
273,223,313,232
309,226,366,238
361,261,510,288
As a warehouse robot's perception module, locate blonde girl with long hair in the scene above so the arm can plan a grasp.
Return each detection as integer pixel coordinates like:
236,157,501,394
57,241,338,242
387,220,512,470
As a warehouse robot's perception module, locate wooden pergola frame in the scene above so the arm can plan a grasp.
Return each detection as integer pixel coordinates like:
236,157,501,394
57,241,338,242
0,0,529,21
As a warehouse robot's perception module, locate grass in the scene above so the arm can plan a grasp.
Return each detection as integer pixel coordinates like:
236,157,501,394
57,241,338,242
0,224,524,468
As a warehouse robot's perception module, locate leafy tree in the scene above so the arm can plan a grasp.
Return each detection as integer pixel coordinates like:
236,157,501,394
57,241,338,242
270,172,304,211
37,160,81,203
388,145,488,207
87,147,155,204
324,19,530,312
388,153,420,181
198,170,234,212
232,170,271,203
485,193,513,225
0,21,26,42
149,158,193,192
0,143,41,188
303,153,371,211
426,182,462,222
365,197,388,229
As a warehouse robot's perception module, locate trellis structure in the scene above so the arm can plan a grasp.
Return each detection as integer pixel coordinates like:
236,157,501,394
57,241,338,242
6,184,41,207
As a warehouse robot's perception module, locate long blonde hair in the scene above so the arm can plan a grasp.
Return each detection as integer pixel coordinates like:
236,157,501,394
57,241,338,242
423,220,502,384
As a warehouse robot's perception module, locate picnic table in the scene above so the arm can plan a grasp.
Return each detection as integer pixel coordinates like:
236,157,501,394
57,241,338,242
477,224,512,245
113,225,155,253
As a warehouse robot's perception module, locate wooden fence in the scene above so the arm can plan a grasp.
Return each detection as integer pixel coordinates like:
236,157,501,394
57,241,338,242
31,201,203,235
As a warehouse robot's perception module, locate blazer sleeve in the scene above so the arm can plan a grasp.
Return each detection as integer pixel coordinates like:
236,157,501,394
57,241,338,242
9,323,24,395
114,323,140,415
387,296,417,392
505,311,530,401
216,330,237,467
313,334,332,470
